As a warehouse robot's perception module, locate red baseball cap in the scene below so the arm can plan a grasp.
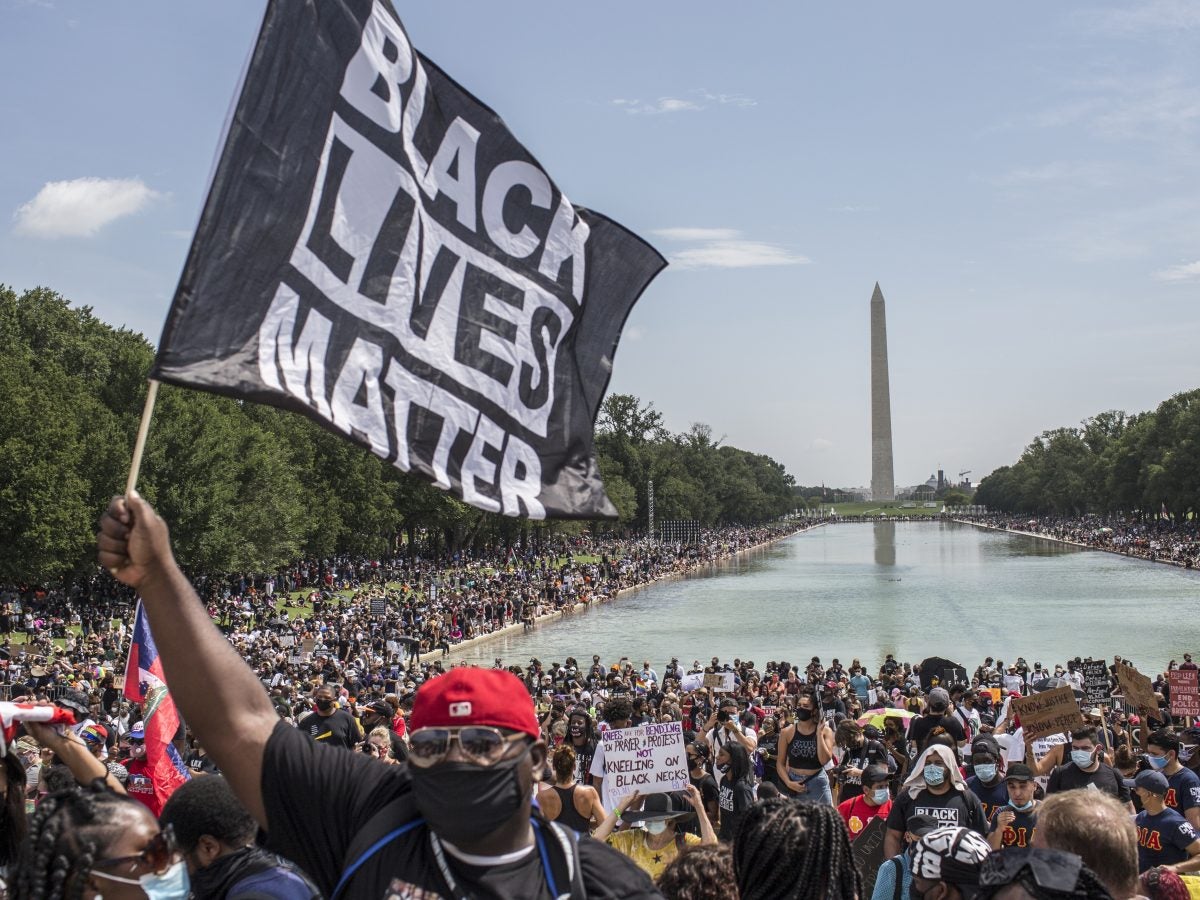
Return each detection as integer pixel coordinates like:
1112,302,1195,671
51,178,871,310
410,668,539,740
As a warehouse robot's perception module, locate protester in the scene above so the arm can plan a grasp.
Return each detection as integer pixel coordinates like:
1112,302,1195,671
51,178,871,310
966,736,1010,823
1142,730,1200,830
872,813,940,900
986,763,1039,851
732,797,861,900
909,825,992,900
655,843,737,900
0,749,27,884
715,743,755,842
13,782,187,899
101,495,662,898
885,745,989,858
1045,727,1132,810
297,684,360,749
1129,770,1200,875
537,744,606,833
776,690,835,804
1034,791,1140,899
595,787,716,880
160,775,319,899
839,764,893,841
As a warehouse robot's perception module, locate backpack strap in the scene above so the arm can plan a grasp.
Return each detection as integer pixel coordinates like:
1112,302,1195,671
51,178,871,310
892,857,904,900
332,795,424,900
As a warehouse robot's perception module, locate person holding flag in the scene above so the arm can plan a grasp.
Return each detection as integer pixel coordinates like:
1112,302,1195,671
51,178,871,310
120,602,190,816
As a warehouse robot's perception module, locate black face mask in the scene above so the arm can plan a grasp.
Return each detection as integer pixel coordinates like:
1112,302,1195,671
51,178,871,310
315,698,334,711
411,744,533,844
795,708,813,722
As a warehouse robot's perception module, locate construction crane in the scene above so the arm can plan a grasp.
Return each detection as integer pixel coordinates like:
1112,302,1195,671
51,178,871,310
958,470,971,484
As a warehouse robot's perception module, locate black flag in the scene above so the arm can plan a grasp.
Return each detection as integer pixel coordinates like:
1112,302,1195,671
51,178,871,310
152,0,664,519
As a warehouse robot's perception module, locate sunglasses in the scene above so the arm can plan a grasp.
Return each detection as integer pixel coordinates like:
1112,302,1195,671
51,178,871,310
408,727,528,768
94,824,178,876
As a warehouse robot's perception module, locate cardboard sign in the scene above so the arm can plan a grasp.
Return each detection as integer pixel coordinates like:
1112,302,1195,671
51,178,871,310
301,638,316,654
852,816,889,896
370,598,388,617
1012,686,1084,741
277,634,295,648
1082,659,1109,705
599,721,689,810
1170,670,1200,718
1117,664,1158,714
704,673,735,693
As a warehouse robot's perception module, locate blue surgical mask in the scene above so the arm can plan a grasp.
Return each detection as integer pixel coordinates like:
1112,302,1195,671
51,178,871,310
1146,754,1170,770
1180,746,1197,763
873,788,891,805
1009,799,1035,812
93,859,190,900
974,764,997,782
924,764,946,785
1071,749,1094,768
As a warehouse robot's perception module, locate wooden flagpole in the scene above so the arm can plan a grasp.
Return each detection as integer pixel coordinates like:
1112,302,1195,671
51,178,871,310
125,380,160,498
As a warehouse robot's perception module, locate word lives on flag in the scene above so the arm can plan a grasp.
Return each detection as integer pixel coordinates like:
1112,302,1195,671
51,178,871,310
125,602,190,805
152,0,665,519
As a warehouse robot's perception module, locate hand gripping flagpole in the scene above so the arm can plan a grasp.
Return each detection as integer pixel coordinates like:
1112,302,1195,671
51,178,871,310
125,380,160,497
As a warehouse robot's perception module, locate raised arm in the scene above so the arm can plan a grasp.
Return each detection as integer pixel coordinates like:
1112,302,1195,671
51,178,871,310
97,493,277,826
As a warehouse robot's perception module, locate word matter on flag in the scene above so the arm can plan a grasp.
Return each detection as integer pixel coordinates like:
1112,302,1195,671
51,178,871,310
152,0,665,519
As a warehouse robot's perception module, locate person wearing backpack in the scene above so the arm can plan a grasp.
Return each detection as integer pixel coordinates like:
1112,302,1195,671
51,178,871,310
97,495,660,900
160,776,320,899
870,813,938,900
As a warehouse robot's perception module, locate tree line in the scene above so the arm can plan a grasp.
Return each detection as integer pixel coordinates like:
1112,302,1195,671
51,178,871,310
973,391,1200,518
0,286,797,582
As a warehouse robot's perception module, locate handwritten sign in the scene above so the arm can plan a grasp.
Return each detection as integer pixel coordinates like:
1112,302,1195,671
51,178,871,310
277,634,295,648
704,673,735,693
1117,664,1158,714
1012,686,1083,741
600,721,689,810
1082,659,1109,705
852,816,889,896
1170,670,1200,718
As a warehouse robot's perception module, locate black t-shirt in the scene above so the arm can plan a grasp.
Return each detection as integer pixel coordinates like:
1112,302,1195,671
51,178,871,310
718,780,755,842
1046,761,1131,803
682,772,720,837
261,722,660,898
907,715,966,752
886,787,988,835
185,751,220,776
296,709,361,750
839,739,892,799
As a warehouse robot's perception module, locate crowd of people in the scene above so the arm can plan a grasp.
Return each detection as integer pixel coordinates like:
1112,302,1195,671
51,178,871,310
0,494,1194,898
954,514,1200,569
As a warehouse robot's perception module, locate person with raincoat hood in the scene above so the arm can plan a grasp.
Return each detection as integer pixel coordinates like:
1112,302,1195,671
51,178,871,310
884,744,988,858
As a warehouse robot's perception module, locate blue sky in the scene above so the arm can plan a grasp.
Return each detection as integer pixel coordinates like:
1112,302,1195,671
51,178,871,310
3,0,1198,490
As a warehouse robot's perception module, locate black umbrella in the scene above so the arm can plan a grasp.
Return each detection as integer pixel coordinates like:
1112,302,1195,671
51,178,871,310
1032,676,1085,699
917,656,964,692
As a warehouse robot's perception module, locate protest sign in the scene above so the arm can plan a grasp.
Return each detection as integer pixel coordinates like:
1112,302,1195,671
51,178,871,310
1117,664,1158,714
704,673,735,693
941,667,968,688
679,672,704,694
1170,670,1200,718
370,598,388,617
1012,686,1083,741
277,634,295,648
150,0,665,520
600,722,688,810
1082,659,1109,705
852,817,888,897
289,654,304,665
301,638,317,654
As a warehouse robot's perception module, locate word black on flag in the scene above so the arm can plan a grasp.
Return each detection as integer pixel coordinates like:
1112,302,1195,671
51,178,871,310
152,0,664,519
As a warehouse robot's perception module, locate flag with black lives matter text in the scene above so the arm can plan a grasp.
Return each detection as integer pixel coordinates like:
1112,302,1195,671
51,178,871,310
152,0,665,519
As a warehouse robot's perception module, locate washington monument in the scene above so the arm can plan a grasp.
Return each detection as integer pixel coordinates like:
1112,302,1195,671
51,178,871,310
870,283,895,501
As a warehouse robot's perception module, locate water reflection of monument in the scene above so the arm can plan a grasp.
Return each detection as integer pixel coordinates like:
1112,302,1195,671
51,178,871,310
874,519,896,566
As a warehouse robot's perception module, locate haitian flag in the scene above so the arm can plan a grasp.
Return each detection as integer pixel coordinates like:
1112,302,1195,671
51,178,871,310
124,601,190,807
150,0,665,521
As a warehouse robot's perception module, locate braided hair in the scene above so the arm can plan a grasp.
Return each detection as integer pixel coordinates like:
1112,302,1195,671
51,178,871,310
12,780,147,900
733,796,861,900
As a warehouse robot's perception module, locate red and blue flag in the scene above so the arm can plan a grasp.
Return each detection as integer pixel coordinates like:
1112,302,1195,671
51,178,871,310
124,600,190,803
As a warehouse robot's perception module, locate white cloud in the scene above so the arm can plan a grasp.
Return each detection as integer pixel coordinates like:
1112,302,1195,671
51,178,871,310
654,227,810,270
623,325,645,341
830,204,877,213
14,177,162,238
611,97,700,115
611,90,756,116
995,161,1115,188
811,438,834,452
1084,0,1200,35
652,227,740,241
1154,260,1200,282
